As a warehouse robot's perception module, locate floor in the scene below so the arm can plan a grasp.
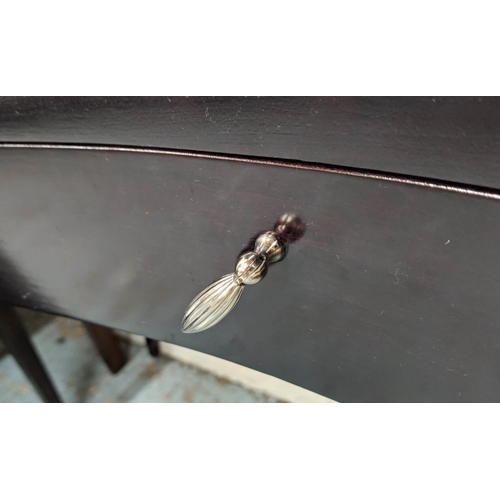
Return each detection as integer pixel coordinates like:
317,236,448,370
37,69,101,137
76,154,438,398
0,317,279,403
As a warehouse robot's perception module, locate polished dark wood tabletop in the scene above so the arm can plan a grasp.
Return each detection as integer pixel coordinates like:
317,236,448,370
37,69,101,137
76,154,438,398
1,96,500,187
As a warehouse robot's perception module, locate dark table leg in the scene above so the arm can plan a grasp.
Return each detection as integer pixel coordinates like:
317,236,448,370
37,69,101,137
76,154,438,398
0,305,62,403
146,338,159,357
83,322,127,373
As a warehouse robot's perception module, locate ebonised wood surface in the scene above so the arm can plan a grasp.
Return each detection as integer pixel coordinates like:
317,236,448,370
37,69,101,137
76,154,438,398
1,97,500,189
1,146,499,402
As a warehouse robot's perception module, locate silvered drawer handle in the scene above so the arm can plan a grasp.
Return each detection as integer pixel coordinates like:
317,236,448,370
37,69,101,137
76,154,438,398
181,214,304,334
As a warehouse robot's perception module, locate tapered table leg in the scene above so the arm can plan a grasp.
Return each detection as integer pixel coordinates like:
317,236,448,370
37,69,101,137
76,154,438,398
0,305,61,403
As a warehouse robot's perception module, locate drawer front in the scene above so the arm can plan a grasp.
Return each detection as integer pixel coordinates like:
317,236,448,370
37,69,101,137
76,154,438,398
1,146,500,402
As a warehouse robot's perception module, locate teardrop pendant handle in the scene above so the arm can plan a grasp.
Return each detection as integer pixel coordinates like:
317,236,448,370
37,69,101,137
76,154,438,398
181,225,294,334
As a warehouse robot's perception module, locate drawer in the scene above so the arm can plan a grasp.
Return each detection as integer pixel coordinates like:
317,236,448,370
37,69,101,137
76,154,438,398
1,146,499,402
